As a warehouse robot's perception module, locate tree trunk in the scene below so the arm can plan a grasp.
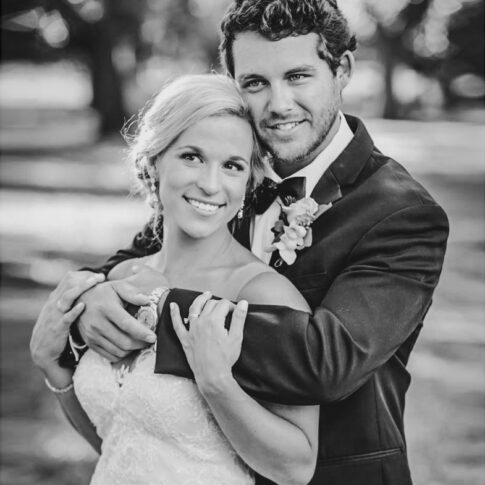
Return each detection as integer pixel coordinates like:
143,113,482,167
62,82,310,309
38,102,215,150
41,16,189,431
376,26,400,120
86,5,126,135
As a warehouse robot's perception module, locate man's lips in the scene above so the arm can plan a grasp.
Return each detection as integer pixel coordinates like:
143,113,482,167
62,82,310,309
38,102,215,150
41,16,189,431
263,120,306,134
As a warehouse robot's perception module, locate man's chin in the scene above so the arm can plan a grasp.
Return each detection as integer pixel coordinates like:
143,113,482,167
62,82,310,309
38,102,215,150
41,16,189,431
269,144,311,166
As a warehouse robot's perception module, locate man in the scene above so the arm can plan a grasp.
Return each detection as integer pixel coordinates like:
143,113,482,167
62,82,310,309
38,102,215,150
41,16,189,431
63,1,448,484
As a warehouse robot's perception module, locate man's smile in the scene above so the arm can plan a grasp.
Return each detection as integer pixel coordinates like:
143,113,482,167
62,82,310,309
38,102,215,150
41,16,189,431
264,120,306,136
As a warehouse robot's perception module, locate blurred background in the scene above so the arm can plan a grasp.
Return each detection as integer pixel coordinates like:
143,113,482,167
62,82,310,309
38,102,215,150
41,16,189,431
0,0,484,484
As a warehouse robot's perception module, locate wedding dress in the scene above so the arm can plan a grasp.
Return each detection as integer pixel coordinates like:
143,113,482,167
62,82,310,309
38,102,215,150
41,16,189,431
73,347,254,485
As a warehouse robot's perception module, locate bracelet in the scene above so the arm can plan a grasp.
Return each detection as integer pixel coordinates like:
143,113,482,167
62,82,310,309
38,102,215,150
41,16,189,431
44,377,74,394
68,332,88,363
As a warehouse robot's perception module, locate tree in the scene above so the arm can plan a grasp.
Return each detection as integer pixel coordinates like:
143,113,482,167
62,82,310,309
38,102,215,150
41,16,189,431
1,0,142,135
344,0,484,118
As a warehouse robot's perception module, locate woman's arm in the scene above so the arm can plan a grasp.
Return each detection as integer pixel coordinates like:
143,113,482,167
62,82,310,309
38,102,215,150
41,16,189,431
42,364,102,454
30,272,105,453
171,274,319,485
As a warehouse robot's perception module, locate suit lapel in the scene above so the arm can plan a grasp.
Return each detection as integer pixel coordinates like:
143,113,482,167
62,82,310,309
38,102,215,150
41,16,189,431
310,115,374,207
292,116,376,263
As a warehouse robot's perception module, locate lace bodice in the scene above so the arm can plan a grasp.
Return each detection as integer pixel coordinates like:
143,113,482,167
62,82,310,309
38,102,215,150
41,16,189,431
73,348,254,485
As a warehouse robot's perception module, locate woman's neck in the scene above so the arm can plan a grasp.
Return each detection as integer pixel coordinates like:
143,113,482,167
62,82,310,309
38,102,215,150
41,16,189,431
152,223,236,280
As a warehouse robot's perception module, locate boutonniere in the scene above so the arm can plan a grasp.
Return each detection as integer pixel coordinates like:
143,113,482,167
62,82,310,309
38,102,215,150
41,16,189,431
268,198,332,265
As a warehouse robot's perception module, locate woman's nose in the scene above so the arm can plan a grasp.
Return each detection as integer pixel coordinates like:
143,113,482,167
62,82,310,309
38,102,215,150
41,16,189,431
197,165,221,195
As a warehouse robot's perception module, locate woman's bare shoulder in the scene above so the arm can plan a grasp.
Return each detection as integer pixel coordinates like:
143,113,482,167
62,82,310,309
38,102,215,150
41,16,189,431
107,255,152,280
237,269,310,313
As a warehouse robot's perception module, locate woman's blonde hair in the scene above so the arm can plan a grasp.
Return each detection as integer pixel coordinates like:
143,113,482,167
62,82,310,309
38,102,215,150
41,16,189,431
124,73,265,202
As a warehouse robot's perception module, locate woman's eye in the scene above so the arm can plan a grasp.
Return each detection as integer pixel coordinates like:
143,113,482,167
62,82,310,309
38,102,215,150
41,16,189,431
224,161,245,172
181,152,202,163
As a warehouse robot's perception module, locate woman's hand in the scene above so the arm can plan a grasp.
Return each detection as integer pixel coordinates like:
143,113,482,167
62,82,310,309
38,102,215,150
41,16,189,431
30,271,105,371
170,292,248,390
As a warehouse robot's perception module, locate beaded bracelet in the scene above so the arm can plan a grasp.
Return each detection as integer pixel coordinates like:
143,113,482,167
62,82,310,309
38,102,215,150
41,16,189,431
44,377,74,394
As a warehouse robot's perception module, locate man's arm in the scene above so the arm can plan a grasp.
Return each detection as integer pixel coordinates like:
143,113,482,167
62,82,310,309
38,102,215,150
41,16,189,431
83,223,160,275
156,203,449,405
60,224,161,366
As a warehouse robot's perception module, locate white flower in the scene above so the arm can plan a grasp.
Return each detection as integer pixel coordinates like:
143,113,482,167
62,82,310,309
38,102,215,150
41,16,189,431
268,197,332,266
282,198,319,227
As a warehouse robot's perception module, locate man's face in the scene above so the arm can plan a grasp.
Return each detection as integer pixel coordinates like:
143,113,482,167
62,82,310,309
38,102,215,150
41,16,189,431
233,32,350,177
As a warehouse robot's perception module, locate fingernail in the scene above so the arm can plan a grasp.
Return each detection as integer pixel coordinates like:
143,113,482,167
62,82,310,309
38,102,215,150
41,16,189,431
96,273,106,281
239,300,248,311
145,333,156,343
76,302,85,309
203,291,211,296
170,303,175,311
86,276,97,285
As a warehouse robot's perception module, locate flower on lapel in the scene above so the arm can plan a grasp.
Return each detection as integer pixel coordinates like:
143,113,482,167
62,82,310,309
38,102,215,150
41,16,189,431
268,198,332,265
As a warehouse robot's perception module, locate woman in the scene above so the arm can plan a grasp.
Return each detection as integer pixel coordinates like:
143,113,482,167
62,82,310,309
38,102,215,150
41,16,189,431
30,74,319,485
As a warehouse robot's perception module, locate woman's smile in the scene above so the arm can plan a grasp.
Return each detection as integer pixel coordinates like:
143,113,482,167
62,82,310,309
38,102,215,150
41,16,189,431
184,196,227,216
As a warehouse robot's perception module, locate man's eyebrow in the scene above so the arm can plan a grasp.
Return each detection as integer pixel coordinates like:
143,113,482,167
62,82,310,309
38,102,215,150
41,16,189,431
285,65,317,74
236,73,264,83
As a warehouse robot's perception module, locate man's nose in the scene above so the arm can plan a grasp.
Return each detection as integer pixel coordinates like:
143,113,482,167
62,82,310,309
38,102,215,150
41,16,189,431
197,164,221,195
267,84,294,116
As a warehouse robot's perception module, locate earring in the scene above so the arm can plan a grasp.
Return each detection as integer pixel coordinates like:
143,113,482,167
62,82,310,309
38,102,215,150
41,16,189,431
237,196,245,219
148,176,161,211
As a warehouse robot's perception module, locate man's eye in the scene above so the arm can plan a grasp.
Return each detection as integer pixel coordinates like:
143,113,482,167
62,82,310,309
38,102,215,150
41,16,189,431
243,79,266,91
288,73,307,82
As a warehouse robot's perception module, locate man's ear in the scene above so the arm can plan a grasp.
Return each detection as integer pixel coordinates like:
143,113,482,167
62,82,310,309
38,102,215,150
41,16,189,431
336,51,354,90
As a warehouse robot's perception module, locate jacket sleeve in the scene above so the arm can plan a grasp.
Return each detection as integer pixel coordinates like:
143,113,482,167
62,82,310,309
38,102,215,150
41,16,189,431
233,203,449,404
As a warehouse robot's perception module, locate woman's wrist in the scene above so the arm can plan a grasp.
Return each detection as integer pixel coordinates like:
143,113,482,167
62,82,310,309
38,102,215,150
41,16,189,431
41,363,74,390
197,372,239,399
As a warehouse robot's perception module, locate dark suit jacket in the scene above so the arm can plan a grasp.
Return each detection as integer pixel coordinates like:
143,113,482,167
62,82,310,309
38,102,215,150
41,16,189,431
92,115,449,485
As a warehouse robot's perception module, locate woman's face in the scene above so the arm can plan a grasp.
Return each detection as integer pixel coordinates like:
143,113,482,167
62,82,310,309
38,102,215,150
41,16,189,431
156,115,253,240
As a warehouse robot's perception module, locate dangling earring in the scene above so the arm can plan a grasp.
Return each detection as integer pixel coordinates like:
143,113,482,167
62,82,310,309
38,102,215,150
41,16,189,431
237,196,245,219
148,176,161,211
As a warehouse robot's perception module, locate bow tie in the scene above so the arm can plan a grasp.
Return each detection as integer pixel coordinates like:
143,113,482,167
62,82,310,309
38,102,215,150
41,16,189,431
254,177,307,215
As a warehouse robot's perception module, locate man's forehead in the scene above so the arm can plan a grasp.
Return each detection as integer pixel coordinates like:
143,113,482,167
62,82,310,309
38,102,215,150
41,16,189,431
232,31,322,77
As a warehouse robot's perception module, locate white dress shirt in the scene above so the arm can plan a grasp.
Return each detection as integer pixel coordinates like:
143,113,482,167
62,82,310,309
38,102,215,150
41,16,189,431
251,112,353,263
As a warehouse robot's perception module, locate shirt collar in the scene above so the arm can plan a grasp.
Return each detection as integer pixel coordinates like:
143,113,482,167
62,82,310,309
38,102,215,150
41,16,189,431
264,112,353,197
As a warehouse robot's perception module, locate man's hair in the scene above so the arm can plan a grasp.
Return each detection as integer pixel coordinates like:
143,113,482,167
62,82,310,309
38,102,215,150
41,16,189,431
220,0,357,76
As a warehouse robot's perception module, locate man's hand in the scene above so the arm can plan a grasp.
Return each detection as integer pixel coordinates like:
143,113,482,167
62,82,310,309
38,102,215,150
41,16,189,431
78,263,169,362
30,271,105,371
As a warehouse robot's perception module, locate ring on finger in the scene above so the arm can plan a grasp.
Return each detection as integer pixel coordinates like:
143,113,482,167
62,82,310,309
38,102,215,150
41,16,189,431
183,313,200,326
